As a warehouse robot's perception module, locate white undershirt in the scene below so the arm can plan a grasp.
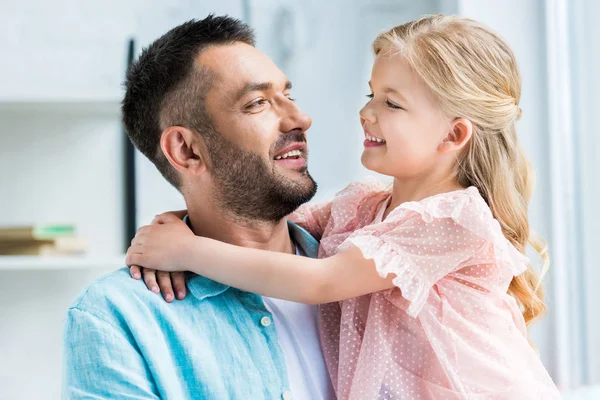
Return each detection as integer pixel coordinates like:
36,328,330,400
262,248,335,400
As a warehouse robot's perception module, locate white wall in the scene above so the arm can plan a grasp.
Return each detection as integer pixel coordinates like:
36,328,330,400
571,0,600,385
0,0,245,101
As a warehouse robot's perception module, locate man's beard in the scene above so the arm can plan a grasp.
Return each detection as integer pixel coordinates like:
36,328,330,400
206,130,317,223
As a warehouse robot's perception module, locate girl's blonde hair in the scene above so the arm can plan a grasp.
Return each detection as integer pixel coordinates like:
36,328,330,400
373,15,548,326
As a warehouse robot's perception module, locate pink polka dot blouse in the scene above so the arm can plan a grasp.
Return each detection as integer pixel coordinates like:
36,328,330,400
291,178,560,400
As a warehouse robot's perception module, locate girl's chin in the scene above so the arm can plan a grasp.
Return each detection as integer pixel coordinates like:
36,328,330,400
361,153,386,174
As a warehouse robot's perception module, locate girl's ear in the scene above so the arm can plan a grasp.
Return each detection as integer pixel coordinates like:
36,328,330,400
439,118,473,153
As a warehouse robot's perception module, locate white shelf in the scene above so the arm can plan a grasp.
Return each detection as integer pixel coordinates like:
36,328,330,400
0,255,126,271
0,99,122,115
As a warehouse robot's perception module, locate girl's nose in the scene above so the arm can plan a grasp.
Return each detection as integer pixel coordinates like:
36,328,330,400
359,103,377,125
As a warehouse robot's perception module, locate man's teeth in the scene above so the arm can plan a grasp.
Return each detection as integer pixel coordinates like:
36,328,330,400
366,134,386,143
274,149,302,160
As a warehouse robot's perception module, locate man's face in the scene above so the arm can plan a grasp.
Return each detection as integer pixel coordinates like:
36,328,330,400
196,43,317,222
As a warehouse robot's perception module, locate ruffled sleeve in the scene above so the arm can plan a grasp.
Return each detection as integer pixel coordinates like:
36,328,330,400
289,201,332,240
337,187,529,318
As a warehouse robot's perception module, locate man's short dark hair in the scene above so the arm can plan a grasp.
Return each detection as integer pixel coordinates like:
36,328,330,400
122,15,255,189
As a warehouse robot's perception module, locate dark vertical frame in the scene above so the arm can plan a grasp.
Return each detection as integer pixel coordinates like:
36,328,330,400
123,38,137,252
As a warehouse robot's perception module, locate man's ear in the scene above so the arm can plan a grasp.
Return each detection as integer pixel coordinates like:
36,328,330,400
438,117,473,153
160,126,207,177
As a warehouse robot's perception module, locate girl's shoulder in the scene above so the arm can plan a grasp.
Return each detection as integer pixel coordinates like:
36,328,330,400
329,177,391,220
380,186,529,276
386,186,489,226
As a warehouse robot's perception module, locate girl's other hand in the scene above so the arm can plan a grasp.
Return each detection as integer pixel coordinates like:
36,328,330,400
130,267,187,303
128,210,189,302
126,213,195,273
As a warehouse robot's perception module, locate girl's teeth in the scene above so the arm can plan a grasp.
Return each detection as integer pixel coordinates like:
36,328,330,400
366,135,385,143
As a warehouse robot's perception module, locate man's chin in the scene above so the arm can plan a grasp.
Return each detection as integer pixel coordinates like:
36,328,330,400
279,166,308,176
272,165,316,194
274,161,310,179
281,169,314,188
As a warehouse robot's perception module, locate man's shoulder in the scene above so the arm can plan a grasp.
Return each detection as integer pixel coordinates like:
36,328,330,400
68,267,162,323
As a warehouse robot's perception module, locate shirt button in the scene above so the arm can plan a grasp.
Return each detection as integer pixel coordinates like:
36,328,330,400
282,390,292,400
260,316,272,327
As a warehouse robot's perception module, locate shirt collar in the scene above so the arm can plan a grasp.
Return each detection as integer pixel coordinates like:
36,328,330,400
184,216,319,301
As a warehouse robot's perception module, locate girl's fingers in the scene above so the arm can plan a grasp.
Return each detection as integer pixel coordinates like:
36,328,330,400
157,271,175,302
171,271,187,300
129,265,142,279
128,243,144,254
125,252,144,268
142,269,160,294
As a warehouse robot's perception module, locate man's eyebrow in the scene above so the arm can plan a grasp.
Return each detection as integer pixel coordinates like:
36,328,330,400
235,80,293,101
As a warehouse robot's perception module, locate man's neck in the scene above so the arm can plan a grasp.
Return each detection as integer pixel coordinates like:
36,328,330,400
186,205,295,255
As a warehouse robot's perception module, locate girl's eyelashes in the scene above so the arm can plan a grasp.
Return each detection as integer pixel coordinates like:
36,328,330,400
366,93,403,110
386,100,402,110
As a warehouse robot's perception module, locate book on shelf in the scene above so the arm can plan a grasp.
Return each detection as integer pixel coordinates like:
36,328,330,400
0,236,88,256
0,224,87,256
0,224,75,241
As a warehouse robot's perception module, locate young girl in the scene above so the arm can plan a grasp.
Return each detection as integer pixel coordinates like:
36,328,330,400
127,15,560,399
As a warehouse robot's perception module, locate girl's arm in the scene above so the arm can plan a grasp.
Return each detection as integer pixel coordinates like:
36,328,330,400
187,237,395,304
126,218,395,304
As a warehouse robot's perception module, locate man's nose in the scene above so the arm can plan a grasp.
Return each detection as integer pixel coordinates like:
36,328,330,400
280,100,312,134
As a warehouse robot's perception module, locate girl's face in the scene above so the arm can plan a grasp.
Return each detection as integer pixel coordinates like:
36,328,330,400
360,53,453,179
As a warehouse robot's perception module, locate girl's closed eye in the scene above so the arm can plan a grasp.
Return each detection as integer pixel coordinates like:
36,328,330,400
385,99,402,110
365,93,403,110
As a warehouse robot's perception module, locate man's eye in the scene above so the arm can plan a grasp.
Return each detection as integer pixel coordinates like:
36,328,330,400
247,99,267,109
366,93,374,100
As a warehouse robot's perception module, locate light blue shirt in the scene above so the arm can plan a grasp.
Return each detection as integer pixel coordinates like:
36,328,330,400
62,221,321,399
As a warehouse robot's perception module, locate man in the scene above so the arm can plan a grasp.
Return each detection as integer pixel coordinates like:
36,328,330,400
62,15,335,400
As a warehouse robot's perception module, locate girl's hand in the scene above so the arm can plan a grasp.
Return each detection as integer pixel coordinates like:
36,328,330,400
128,210,189,301
126,213,195,273
130,268,187,303
129,210,190,302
